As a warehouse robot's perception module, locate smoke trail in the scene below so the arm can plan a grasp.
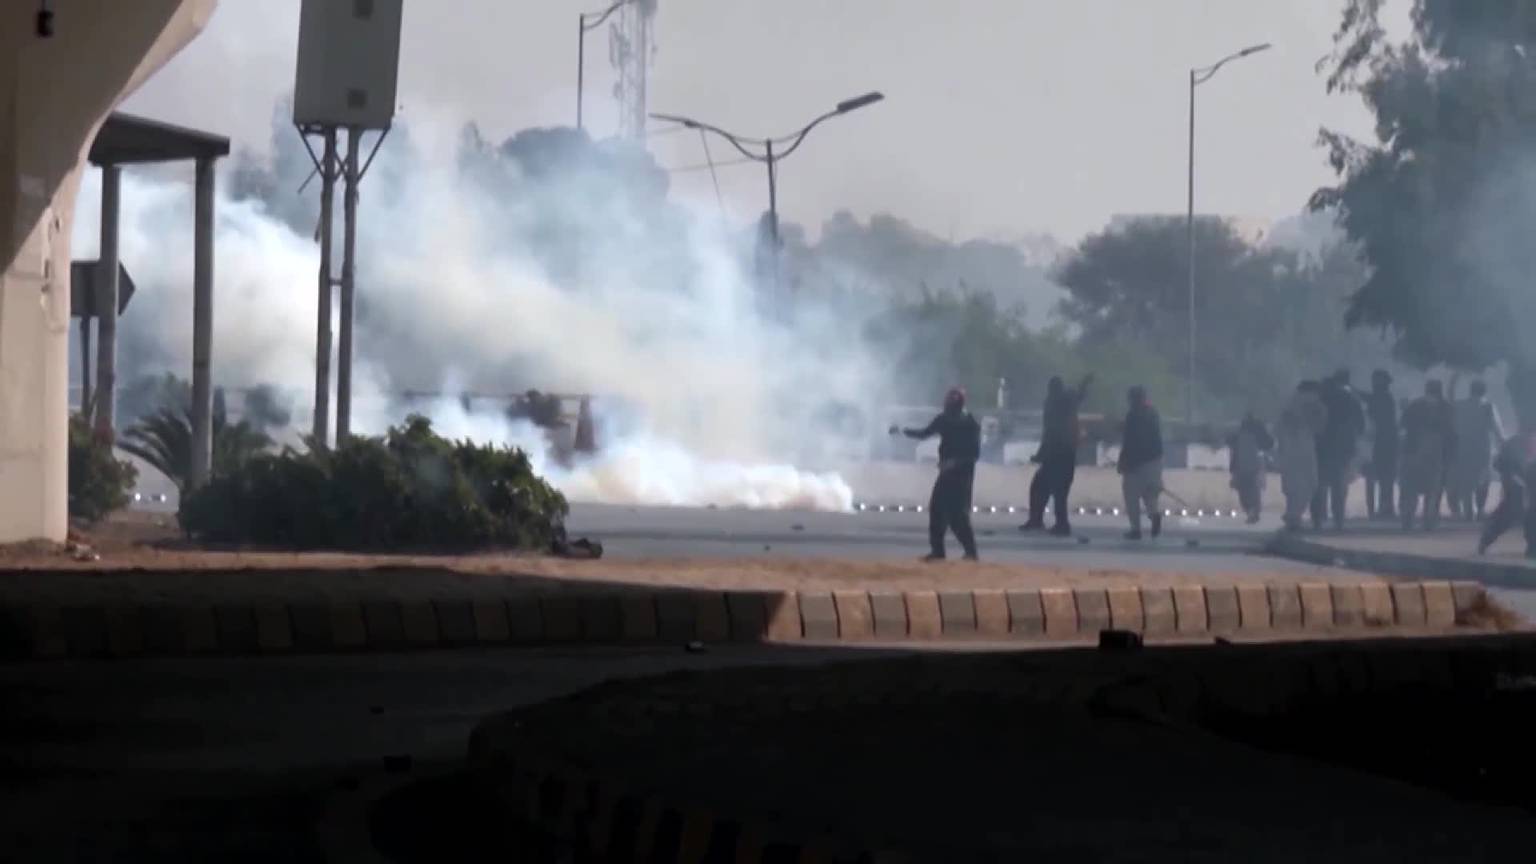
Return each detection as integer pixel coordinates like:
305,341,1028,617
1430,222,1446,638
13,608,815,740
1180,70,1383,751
421,394,853,511
72,111,877,512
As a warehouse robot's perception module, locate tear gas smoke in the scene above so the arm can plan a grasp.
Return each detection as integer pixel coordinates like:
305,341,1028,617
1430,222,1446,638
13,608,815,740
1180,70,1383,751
71,111,878,512
423,396,854,510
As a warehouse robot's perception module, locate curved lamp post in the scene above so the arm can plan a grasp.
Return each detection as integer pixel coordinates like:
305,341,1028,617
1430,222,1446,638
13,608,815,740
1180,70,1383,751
649,91,885,297
1186,42,1269,425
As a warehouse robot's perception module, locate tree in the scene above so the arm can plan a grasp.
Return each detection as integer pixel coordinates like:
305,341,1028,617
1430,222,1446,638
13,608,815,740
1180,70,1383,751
789,211,1063,328
119,387,273,492
1314,0,1536,419
863,288,1049,406
1053,216,1386,420
860,286,1181,420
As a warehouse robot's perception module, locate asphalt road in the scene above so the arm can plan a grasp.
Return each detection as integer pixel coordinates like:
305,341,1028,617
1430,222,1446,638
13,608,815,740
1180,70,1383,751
568,502,1333,573
0,644,886,861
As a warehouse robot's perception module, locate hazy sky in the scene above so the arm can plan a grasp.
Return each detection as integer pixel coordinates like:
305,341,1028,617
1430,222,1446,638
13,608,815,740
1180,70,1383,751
122,0,1395,243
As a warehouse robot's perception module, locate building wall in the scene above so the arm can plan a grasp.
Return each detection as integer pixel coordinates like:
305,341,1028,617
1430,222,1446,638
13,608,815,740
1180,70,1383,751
0,0,216,542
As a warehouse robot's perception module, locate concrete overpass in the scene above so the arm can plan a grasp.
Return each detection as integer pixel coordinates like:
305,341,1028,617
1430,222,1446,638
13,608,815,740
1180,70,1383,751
1,0,217,542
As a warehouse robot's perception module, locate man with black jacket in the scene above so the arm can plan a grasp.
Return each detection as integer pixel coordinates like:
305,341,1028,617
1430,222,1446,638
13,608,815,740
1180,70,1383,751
1118,386,1165,540
1363,370,1399,520
1021,373,1093,536
1313,370,1366,530
893,387,981,561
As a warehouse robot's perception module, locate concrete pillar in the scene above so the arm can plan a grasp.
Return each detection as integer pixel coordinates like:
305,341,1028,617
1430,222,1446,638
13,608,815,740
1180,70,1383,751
0,171,77,544
94,164,121,439
0,0,218,543
189,156,215,488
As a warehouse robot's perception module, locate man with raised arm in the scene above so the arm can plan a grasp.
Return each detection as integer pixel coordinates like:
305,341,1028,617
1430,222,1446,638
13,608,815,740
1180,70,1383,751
1021,373,1093,536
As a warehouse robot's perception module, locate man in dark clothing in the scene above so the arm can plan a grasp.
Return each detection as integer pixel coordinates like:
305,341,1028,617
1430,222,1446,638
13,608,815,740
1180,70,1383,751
1022,374,1093,536
1363,369,1399,520
1524,456,1536,558
893,387,981,561
1312,370,1366,530
1478,430,1535,556
1227,411,1275,524
1400,379,1456,532
1118,386,1165,540
1449,379,1506,520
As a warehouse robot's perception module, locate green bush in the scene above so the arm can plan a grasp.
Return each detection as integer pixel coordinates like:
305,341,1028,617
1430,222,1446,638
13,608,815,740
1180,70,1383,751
68,414,138,523
179,415,568,551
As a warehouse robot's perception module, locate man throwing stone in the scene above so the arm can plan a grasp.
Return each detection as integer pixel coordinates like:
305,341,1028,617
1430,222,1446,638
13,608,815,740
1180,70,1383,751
1021,373,1093,536
893,387,981,561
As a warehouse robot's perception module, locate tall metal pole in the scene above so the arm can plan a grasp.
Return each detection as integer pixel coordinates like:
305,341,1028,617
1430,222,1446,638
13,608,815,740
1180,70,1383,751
337,127,361,441
79,318,92,417
190,156,216,489
576,15,586,131
1186,69,1197,428
765,138,780,301
312,128,336,446
95,165,121,439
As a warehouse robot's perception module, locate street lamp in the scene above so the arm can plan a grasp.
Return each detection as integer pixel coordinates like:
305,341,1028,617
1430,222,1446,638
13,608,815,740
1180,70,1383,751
1186,42,1269,426
577,0,633,132
650,91,885,298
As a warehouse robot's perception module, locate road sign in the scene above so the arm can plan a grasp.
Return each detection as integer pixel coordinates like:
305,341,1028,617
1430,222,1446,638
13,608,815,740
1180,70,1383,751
69,260,135,318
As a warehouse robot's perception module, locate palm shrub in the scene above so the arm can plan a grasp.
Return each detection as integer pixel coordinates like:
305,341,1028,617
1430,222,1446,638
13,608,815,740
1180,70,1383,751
119,389,273,492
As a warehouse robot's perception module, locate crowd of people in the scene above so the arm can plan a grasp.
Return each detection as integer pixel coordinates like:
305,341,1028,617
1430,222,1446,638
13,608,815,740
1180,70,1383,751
892,370,1536,562
1261,370,1528,555
893,381,1167,560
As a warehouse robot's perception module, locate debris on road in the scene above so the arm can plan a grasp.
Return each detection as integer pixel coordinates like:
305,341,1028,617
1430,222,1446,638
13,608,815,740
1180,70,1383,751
552,536,604,559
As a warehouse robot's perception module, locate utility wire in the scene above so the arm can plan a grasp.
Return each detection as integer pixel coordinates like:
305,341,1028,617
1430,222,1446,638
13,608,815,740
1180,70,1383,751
664,155,755,173
697,128,728,224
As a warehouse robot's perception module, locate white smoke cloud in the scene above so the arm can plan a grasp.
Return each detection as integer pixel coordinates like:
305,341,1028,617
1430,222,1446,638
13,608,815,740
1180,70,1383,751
73,168,327,393
419,393,853,510
71,116,873,513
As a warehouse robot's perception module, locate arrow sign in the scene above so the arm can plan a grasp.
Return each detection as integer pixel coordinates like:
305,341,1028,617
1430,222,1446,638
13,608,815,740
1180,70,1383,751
69,260,136,318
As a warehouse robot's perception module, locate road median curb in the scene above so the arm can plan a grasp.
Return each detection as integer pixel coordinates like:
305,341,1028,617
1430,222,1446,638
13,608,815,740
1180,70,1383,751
0,576,1491,661
1268,532,1536,587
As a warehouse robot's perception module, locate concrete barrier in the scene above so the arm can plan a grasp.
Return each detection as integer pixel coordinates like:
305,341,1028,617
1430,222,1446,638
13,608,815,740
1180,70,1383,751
0,578,1491,660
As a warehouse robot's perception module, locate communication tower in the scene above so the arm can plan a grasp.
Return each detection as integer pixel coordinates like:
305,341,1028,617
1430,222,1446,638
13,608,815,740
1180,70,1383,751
609,0,658,140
